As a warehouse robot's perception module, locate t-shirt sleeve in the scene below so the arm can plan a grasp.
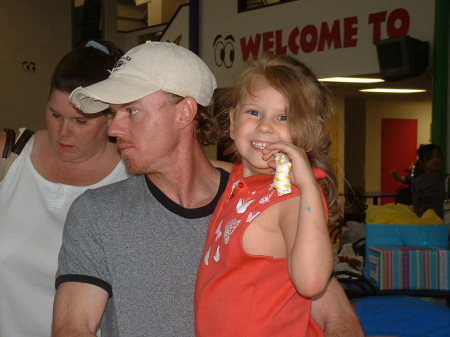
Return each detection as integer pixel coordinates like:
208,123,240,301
55,191,112,296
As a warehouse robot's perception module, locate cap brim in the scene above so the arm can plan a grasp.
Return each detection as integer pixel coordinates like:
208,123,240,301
70,77,160,114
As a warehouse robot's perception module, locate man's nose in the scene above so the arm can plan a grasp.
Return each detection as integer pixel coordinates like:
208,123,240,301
108,113,124,138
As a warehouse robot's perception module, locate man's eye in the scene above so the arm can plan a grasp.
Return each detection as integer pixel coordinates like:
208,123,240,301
52,112,62,119
129,108,139,116
76,119,87,125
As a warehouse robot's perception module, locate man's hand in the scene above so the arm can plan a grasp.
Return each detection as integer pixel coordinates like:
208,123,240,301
311,277,364,337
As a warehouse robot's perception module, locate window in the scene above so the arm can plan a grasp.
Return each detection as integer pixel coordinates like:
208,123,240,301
237,0,297,12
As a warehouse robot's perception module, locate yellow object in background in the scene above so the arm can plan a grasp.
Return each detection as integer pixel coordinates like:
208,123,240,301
366,203,444,225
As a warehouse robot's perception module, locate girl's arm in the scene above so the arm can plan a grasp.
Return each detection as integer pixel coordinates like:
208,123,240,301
264,142,333,297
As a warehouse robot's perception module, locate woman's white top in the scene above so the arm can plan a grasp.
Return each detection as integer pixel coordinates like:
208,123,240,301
0,132,129,336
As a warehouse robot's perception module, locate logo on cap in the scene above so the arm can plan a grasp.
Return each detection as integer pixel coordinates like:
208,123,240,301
113,55,132,72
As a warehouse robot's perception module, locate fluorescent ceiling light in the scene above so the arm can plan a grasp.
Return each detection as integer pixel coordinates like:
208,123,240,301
319,77,384,83
359,88,427,93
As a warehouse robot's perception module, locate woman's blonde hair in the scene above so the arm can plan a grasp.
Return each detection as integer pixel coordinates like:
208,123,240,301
220,53,341,226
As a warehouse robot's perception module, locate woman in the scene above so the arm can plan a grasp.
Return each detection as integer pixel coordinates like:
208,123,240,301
411,143,447,218
0,40,130,336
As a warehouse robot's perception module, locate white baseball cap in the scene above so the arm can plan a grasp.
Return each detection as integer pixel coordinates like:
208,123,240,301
70,42,217,113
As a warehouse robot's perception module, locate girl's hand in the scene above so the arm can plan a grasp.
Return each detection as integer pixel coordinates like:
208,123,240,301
261,141,316,188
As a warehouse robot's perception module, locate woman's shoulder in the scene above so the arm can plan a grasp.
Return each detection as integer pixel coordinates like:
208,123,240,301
0,128,19,154
0,128,37,156
0,130,6,153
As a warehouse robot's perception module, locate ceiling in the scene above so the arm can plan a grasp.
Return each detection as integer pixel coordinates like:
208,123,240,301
322,68,433,100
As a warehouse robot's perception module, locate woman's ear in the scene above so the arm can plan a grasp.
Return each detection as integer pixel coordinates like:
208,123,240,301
229,108,236,140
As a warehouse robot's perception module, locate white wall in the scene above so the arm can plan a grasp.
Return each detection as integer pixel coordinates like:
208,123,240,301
0,1,71,131
200,0,435,87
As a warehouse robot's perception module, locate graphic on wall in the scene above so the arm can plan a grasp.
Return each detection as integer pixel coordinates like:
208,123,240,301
22,61,36,73
213,34,235,68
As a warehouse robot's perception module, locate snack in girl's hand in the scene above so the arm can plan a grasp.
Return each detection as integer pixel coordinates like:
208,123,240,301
273,152,292,196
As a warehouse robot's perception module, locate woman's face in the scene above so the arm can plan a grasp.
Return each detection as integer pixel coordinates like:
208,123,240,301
423,148,443,173
46,89,111,163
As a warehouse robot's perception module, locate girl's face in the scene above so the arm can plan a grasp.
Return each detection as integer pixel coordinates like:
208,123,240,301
230,80,292,177
46,89,110,163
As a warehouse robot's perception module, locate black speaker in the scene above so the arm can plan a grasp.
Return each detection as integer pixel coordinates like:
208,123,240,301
376,35,429,81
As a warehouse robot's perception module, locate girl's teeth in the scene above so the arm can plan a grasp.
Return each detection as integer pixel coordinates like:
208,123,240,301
252,142,268,149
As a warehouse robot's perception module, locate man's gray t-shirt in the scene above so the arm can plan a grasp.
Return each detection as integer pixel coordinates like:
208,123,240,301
56,171,228,337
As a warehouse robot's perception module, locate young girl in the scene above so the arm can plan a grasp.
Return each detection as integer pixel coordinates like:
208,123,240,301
195,54,340,337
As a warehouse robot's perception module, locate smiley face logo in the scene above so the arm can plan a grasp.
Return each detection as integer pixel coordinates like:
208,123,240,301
213,34,235,68
22,61,36,73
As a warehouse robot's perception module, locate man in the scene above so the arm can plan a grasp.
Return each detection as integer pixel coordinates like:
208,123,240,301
52,42,363,337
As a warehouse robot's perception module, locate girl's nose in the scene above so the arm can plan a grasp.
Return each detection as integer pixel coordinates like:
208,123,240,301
257,116,273,133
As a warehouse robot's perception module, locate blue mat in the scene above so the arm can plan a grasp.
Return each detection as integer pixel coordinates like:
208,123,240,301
354,295,450,337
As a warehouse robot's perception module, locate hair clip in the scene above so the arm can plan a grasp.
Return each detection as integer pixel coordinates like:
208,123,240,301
85,40,110,55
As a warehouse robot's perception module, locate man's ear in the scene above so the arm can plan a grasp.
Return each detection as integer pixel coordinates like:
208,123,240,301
229,108,236,140
176,97,198,127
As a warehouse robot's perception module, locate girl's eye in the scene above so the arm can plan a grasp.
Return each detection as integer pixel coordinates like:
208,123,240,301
278,115,287,121
248,109,260,116
129,108,139,116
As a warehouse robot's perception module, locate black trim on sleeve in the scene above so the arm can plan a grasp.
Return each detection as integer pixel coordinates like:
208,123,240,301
145,168,229,219
55,274,113,298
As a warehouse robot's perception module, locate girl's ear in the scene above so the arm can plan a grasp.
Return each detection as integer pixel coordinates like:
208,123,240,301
229,107,236,140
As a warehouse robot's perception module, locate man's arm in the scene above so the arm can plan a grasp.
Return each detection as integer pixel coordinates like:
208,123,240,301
52,282,109,337
311,277,364,337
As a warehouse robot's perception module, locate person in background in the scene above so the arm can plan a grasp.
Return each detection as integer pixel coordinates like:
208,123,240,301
52,42,363,337
0,40,129,337
195,54,337,337
411,143,447,218
390,159,424,205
